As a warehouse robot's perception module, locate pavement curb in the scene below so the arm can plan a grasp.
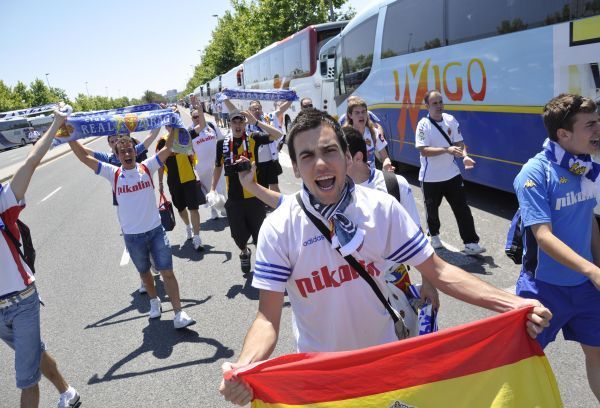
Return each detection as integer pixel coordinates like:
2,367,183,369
0,137,101,184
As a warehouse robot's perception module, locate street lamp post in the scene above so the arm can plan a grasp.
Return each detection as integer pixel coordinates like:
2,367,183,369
85,81,90,97
45,73,51,88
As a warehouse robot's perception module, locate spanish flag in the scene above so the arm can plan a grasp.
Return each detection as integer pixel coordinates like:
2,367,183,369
229,308,562,407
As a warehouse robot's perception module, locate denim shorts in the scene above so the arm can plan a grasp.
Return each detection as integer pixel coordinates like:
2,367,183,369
123,225,173,273
0,289,46,389
517,272,600,348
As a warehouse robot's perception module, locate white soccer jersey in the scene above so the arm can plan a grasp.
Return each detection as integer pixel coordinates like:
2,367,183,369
362,169,421,227
97,156,162,234
249,113,281,163
0,184,34,296
363,127,387,171
415,113,463,182
192,124,218,175
253,185,433,353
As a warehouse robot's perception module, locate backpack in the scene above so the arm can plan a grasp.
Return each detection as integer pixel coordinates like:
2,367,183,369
2,219,36,274
505,209,523,264
112,163,154,205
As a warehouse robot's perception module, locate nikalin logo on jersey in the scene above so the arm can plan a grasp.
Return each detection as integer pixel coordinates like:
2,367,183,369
555,190,594,210
295,261,381,298
117,180,152,195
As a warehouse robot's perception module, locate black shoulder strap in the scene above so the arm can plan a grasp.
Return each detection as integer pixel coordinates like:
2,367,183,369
1,221,26,264
207,122,217,132
382,171,401,203
427,116,452,146
295,193,399,324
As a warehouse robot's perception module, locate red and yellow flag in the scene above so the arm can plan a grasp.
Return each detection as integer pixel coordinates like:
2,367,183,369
230,308,562,407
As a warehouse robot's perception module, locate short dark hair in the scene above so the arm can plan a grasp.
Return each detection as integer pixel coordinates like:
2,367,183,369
287,108,347,164
543,93,597,141
424,89,442,105
343,127,367,163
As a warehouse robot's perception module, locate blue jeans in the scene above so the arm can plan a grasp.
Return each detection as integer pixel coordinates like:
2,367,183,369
0,289,45,389
123,225,173,273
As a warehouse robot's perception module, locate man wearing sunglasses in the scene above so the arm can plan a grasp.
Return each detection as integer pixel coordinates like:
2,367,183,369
514,93,600,402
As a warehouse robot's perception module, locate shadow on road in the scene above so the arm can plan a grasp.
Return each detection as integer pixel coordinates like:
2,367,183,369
434,248,497,276
200,217,229,232
85,276,211,329
226,273,259,300
87,319,234,384
171,243,232,263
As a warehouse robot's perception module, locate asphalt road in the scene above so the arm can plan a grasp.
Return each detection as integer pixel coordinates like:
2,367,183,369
0,112,596,407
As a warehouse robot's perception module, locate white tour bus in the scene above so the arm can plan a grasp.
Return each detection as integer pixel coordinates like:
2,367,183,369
0,117,32,148
327,0,600,194
242,21,347,132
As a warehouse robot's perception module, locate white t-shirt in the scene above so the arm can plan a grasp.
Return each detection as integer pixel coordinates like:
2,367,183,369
253,185,433,353
249,113,281,163
97,156,162,234
363,127,387,171
415,113,463,182
192,124,218,175
0,184,34,296
361,169,421,227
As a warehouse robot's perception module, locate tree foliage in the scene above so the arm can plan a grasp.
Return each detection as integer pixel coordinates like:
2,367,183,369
183,0,354,96
0,79,153,114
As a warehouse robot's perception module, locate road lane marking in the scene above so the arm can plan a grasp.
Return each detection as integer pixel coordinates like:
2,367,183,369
39,186,62,203
120,248,130,266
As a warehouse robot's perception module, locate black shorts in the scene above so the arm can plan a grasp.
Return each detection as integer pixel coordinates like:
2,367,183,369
256,160,283,187
168,180,199,212
225,197,266,250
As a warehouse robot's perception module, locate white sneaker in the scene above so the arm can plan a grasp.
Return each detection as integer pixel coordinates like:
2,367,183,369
138,281,147,294
149,298,162,319
58,386,81,408
192,235,203,251
430,235,444,249
174,310,195,329
464,242,486,255
185,225,193,241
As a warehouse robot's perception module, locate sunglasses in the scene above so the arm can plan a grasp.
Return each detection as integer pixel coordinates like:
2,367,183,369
192,115,200,119
302,104,313,109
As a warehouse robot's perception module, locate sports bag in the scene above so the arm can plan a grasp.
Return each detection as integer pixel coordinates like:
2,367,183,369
159,193,176,231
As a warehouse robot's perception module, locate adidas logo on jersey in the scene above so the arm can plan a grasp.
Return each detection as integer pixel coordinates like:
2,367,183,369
303,234,325,246
555,190,594,210
295,261,381,298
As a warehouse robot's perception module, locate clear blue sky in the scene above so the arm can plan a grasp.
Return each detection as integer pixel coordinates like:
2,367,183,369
0,0,372,101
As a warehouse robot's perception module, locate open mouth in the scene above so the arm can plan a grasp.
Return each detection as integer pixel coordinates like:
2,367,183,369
315,175,335,191
123,158,134,165
591,139,599,148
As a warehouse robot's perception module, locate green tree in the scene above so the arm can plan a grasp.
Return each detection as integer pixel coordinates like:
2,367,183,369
12,81,32,107
0,81,17,112
141,90,167,104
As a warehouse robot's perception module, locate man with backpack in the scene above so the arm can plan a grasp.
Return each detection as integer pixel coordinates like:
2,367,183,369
1,108,81,408
69,130,195,330
513,93,600,402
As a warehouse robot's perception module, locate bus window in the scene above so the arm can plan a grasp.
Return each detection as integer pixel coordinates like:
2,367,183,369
338,15,377,98
448,0,574,45
382,0,443,58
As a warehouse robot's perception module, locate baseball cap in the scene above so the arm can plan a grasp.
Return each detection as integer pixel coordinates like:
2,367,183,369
229,110,244,121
